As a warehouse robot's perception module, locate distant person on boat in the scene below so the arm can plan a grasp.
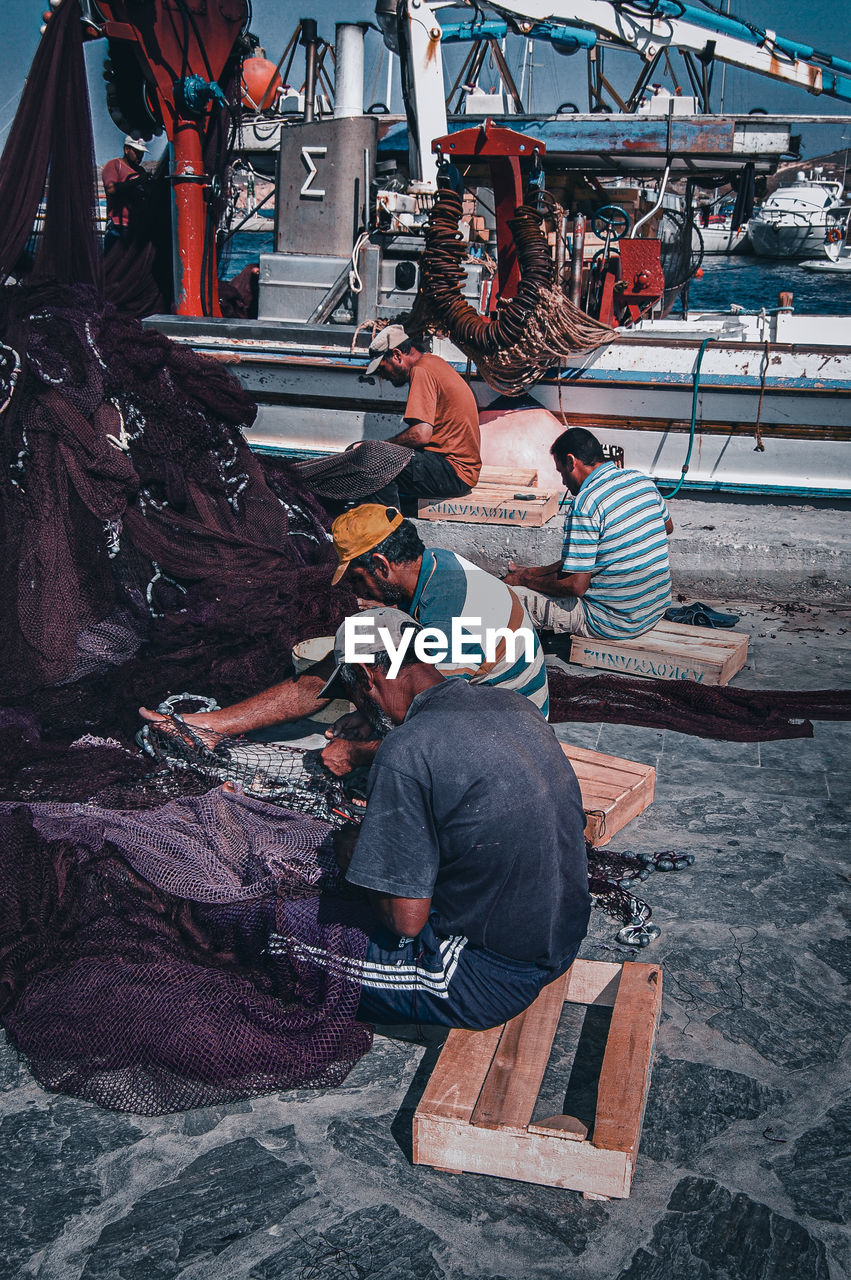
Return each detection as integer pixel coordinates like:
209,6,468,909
503,427,674,640
360,325,482,511
139,504,548,776
101,136,149,253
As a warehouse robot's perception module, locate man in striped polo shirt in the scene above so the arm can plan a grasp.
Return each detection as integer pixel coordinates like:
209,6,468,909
270,607,589,1030
320,505,549,771
504,427,673,639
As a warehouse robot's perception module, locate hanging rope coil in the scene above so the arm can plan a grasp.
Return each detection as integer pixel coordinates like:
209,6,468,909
410,186,614,396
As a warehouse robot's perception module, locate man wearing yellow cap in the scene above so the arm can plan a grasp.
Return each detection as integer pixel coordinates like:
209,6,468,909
140,504,547,774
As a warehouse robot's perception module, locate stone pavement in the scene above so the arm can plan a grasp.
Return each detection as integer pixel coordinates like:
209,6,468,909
1,601,848,1280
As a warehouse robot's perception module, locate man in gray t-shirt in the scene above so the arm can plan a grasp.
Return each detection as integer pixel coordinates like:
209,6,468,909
317,607,591,1030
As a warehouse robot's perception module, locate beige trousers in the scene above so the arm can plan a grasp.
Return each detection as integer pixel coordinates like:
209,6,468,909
510,586,594,637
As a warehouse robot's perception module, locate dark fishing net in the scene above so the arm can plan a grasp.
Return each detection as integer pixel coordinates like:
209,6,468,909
0,281,354,727
138,706,369,825
292,440,413,501
0,0,103,294
0,793,373,1115
133,704,685,950
0,280,366,1111
658,208,704,291
586,844,696,948
547,669,851,742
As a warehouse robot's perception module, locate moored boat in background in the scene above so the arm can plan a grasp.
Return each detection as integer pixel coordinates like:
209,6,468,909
747,169,845,258
800,202,851,273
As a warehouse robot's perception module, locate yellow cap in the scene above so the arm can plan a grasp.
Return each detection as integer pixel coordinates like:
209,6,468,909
330,504,404,585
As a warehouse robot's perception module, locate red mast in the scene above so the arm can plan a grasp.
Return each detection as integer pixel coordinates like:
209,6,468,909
93,0,248,316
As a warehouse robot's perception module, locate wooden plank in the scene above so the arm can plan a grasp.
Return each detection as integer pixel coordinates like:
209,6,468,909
417,485,561,527
564,958,622,1007
470,972,569,1131
718,636,750,684
412,959,660,1199
414,1024,504,1128
593,963,663,1157
527,1114,589,1141
652,619,746,651
478,464,538,486
413,1114,633,1198
575,626,741,662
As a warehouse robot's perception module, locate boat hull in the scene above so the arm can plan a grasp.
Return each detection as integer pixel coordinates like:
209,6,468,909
698,223,749,255
748,217,830,259
144,314,851,499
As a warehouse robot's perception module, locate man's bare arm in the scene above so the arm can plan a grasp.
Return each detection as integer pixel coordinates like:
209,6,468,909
503,558,562,588
665,516,674,535
371,892,431,936
139,663,334,740
504,561,592,597
390,419,433,448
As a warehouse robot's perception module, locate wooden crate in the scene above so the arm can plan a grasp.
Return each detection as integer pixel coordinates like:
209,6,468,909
569,619,749,686
477,465,538,486
413,959,662,1199
418,484,560,527
561,743,655,846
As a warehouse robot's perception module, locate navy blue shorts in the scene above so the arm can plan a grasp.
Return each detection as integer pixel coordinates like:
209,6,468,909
355,917,579,1030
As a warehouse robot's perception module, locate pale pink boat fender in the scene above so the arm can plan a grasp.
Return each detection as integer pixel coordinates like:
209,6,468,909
478,400,565,487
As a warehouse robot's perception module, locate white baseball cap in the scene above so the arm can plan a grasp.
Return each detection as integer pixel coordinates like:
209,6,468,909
123,136,148,153
364,324,410,376
318,607,422,699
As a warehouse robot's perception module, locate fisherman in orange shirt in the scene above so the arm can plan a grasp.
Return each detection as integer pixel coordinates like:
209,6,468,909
363,324,482,510
101,136,148,253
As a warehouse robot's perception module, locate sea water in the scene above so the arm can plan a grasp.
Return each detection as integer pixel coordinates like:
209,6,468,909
687,255,851,317
220,233,851,317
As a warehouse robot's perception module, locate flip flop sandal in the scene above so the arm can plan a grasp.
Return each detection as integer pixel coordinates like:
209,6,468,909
665,602,740,628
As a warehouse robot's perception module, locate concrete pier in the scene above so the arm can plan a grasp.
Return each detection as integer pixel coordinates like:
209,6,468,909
414,494,851,606
2,598,848,1279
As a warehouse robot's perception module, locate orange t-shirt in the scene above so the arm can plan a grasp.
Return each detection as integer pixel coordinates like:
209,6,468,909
101,158,140,228
404,353,481,488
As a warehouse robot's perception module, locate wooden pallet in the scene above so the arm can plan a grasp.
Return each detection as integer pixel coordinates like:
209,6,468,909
413,959,662,1199
418,474,560,527
561,743,655,846
570,618,749,685
477,465,538,486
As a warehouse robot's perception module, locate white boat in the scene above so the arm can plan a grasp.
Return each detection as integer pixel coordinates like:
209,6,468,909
695,201,749,255
801,203,851,272
747,170,845,258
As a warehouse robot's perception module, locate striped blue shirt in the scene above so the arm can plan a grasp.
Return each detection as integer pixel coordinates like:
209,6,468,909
410,548,549,716
560,463,672,639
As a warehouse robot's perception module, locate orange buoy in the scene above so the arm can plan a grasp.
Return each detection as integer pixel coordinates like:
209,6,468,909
241,57,282,111
695,267,704,278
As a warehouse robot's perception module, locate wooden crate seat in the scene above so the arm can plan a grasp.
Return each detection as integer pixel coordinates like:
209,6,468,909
569,618,749,686
560,743,654,846
413,959,662,1199
418,465,561,527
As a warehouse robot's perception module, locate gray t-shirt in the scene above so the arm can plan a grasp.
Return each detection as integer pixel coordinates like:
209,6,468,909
345,679,591,973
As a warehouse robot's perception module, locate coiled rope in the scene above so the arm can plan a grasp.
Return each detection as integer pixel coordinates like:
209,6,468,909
409,186,614,396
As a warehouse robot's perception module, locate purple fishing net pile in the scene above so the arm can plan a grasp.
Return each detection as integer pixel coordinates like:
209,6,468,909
0,792,372,1115
0,281,376,1112
0,282,353,726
